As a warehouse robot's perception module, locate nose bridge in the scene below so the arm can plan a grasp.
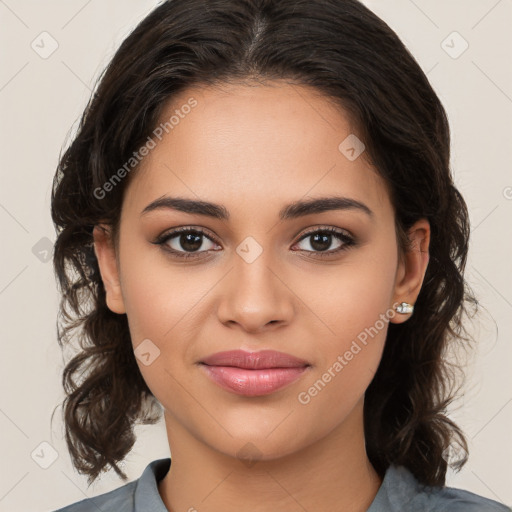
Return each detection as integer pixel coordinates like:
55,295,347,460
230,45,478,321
216,237,294,331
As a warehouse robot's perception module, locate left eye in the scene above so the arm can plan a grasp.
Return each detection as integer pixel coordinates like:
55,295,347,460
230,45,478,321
293,228,354,254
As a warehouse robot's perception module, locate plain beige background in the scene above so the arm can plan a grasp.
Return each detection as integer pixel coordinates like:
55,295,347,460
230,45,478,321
0,1,511,511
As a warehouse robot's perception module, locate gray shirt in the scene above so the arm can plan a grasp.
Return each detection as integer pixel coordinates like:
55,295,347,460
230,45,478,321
52,458,511,511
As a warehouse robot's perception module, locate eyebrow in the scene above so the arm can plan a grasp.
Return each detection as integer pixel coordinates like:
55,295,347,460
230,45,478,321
140,195,374,221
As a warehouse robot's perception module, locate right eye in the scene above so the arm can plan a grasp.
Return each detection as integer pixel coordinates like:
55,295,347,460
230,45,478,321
152,227,221,259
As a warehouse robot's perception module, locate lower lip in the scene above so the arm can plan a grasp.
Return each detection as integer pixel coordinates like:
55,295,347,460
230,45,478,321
199,364,309,396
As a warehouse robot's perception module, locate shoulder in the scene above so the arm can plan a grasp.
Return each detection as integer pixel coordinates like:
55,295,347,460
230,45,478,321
381,465,511,512
50,458,171,512
51,480,137,512
430,484,511,512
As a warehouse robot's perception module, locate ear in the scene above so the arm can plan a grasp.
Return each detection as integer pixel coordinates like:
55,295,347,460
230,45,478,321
389,218,430,324
92,224,126,314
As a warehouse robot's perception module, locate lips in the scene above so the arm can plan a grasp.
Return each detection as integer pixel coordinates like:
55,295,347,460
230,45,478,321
200,349,310,369
198,349,311,396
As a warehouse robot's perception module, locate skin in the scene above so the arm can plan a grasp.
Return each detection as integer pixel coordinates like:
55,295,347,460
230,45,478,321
93,81,430,512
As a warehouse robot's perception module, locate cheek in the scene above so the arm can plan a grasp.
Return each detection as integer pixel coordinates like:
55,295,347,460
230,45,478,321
118,245,214,397
296,303,390,429
303,242,397,342
118,241,204,343
296,242,397,404
120,262,199,406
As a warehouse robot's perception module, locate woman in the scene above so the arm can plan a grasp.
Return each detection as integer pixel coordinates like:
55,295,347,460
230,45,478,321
50,0,511,510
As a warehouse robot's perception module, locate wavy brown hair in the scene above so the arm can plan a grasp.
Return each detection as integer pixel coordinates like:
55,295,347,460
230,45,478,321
51,0,478,487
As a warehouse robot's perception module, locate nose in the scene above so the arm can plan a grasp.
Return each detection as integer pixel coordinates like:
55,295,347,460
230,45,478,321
216,250,295,334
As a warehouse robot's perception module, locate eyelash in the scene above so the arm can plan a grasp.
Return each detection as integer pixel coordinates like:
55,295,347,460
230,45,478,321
152,226,356,260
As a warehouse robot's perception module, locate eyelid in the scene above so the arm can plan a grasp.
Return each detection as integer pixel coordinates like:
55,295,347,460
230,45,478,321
155,224,353,244
155,225,218,240
296,224,353,240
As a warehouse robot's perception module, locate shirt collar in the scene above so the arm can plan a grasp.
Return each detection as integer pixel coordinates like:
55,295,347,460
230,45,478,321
133,458,416,512
134,458,171,511
367,464,420,511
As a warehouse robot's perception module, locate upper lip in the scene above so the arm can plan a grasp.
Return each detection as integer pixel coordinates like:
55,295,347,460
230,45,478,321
200,350,310,369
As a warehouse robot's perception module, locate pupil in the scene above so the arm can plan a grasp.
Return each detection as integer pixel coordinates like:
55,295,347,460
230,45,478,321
311,233,331,252
181,233,202,251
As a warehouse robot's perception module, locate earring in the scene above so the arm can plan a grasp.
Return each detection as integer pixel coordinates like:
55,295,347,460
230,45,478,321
395,302,414,314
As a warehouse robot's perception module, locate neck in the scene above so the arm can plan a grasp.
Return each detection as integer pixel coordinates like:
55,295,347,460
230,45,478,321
158,398,383,512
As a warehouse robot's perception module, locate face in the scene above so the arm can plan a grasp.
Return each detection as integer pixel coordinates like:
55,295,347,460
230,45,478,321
94,81,430,463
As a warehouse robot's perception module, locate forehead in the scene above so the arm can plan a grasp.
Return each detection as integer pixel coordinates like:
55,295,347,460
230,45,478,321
122,81,393,221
